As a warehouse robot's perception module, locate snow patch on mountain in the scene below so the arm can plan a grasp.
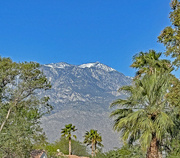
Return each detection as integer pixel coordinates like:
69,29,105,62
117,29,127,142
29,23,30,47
45,62,116,72
126,76,134,80
79,62,116,72
44,62,72,69
79,63,96,68
45,64,53,68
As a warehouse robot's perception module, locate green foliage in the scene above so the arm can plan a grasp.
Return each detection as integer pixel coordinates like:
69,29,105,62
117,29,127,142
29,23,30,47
84,129,103,157
157,0,180,156
0,57,52,157
61,124,77,140
61,124,77,155
158,0,180,67
112,48,180,157
131,50,173,78
95,145,145,158
83,129,103,147
164,103,180,157
110,70,174,157
166,77,180,107
167,138,180,158
36,137,89,158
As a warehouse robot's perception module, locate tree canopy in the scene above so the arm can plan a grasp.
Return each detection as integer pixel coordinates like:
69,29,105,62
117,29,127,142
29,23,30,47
110,71,175,158
130,50,173,78
158,0,180,67
0,57,52,157
83,129,103,157
61,124,77,155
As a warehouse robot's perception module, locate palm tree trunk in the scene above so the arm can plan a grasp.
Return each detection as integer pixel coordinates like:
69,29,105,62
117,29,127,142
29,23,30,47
91,141,94,157
95,143,97,157
69,137,72,155
146,136,159,158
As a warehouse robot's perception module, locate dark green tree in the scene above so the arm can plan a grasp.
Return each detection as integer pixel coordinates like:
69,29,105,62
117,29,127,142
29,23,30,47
106,145,145,158
163,77,180,157
158,0,180,67
61,124,77,155
0,57,52,157
131,50,173,78
110,72,174,158
83,129,103,157
158,1,180,156
37,137,89,158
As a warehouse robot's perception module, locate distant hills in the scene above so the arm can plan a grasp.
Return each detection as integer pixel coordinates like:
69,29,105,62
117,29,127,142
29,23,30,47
40,62,132,151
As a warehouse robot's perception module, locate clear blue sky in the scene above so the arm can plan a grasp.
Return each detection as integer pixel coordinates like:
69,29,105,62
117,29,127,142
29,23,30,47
0,0,177,76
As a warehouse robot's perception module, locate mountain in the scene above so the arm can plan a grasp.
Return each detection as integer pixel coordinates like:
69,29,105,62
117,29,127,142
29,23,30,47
40,62,132,151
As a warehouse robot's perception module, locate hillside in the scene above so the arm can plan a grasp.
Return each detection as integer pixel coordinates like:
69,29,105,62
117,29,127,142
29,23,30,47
40,62,132,151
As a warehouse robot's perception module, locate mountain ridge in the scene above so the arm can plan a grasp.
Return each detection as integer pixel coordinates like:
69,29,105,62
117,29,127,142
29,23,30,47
44,61,117,72
40,62,132,151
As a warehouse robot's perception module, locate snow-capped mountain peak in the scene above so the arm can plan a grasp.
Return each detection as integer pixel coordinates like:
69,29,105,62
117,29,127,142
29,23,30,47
79,62,116,72
78,62,97,68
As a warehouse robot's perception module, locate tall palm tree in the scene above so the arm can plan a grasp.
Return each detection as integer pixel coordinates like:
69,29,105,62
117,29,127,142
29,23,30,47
61,124,77,155
83,129,103,157
131,50,173,78
110,72,174,158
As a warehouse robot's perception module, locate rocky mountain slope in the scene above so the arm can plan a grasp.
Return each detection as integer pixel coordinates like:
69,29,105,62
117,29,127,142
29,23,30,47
40,62,132,151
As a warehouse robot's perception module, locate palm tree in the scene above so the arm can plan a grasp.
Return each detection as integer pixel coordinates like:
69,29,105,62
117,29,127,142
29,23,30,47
83,129,103,157
61,124,77,155
110,72,174,158
131,50,173,78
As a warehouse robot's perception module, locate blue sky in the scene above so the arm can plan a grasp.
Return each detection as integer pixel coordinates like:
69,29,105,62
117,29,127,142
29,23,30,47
0,0,177,77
